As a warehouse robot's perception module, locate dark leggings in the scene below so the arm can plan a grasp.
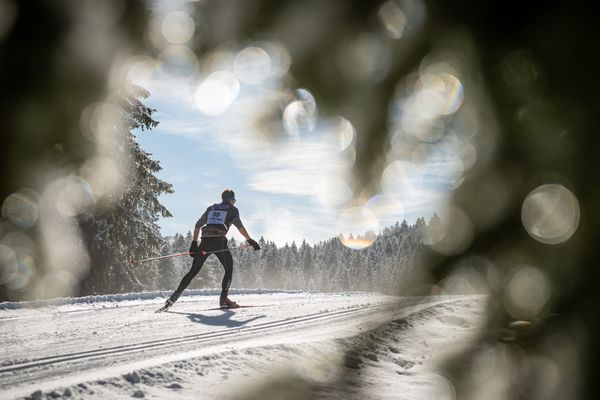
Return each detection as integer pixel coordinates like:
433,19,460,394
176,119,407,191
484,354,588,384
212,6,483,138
171,237,233,301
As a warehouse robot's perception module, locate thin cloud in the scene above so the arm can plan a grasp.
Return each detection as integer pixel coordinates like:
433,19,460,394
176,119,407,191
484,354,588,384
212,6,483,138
135,60,461,244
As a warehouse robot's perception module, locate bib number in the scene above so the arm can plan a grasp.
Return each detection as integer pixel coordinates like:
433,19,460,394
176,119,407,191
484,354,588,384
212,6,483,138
207,210,227,225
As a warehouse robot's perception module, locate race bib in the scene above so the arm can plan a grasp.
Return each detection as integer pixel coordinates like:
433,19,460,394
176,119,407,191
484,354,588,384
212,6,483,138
207,210,227,225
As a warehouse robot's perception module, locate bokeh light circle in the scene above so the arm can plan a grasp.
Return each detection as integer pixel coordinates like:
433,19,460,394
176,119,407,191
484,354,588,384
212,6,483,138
161,11,195,45
56,176,95,216
378,1,407,40
504,266,551,320
283,90,317,136
259,41,291,78
2,191,39,229
0,242,35,291
333,117,355,151
500,49,540,92
79,156,123,201
365,194,405,226
416,72,464,116
421,373,457,400
521,184,580,245
381,160,417,198
9,252,35,290
296,88,316,114
158,45,199,77
424,206,474,256
314,176,353,208
337,207,379,250
233,46,272,84
195,71,240,115
125,56,159,85
0,244,18,285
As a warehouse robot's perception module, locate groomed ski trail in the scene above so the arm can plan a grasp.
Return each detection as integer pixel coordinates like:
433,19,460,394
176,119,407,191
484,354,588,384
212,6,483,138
0,291,486,400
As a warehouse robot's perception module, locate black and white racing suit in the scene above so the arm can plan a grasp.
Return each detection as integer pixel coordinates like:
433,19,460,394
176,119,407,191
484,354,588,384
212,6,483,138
170,201,245,302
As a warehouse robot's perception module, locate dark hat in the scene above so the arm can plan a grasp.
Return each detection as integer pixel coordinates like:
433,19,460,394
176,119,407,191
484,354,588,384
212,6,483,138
221,189,235,202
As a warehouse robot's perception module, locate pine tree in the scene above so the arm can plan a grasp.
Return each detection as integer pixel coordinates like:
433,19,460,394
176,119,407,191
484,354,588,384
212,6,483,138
157,241,177,290
79,83,173,295
168,219,425,294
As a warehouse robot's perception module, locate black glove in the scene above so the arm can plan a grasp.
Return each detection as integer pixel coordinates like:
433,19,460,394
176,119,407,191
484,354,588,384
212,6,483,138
247,238,260,251
189,241,198,257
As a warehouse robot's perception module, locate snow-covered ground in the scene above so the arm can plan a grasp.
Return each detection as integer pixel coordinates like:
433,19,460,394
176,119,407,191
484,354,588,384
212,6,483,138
0,290,486,400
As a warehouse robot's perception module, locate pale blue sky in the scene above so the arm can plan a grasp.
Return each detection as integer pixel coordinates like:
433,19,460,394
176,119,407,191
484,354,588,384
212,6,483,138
130,58,465,246
128,3,470,247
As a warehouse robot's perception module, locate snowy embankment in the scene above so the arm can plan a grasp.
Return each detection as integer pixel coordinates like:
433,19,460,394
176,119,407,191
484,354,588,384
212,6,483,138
0,290,486,400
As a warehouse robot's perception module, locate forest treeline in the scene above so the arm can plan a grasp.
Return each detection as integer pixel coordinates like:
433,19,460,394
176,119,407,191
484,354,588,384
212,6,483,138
137,219,427,295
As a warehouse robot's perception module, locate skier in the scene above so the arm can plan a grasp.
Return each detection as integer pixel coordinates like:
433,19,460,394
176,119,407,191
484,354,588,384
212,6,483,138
159,189,260,311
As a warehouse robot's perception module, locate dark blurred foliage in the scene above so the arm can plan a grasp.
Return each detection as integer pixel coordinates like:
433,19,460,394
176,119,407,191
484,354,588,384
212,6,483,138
1,0,599,398
0,0,149,200
0,1,170,300
78,85,173,295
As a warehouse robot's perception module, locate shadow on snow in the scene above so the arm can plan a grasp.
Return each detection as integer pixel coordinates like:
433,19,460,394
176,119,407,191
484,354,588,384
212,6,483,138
166,310,266,328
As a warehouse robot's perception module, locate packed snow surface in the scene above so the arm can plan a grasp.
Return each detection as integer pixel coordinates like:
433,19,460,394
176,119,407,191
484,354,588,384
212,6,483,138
0,290,486,399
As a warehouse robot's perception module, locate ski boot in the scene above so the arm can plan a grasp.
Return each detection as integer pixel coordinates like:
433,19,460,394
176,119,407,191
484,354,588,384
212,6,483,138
219,296,239,309
155,298,174,313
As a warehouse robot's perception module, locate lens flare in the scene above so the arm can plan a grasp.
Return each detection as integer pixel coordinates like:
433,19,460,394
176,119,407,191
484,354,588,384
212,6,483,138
201,50,235,76
500,49,540,92
125,55,159,86
314,176,353,208
416,72,464,116
521,184,580,245
0,235,36,291
259,40,292,79
161,11,195,45
421,373,456,400
398,71,464,143
283,89,317,136
56,176,94,216
158,45,198,77
381,160,417,197
442,256,493,294
195,71,240,115
332,117,355,151
2,190,39,229
337,207,379,250
504,266,551,320
424,205,474,256
8,252,35,290
233,46,272,84
0,243,17,285
79,101,123,147
339,33,391,85
378,1,407,39
365,194,405,227
80,156,123,201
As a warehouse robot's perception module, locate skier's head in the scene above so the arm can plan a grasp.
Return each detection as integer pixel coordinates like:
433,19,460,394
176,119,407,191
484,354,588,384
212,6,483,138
221,189,236,204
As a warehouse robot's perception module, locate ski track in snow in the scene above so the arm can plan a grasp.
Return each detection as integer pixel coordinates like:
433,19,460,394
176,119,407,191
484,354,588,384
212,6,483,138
0,290,486,400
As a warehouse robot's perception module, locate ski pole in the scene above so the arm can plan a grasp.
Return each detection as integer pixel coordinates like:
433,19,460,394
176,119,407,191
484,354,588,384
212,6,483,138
131,244,256,264
130,252,191,265
200,243,254,255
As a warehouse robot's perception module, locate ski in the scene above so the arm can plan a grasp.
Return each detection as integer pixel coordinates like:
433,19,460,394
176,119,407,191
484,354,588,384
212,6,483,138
155,304,258,313
155,300,174,313
205,305,256,311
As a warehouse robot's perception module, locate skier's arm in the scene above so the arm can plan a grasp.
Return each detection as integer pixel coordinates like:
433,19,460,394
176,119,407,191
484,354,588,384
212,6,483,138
193,210,209,241
230,207,247,239
238,226,251,241
232,208,259,250
239,227,260,250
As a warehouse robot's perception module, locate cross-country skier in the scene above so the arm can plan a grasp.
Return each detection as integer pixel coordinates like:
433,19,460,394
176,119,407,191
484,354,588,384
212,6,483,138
159,189,260,311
